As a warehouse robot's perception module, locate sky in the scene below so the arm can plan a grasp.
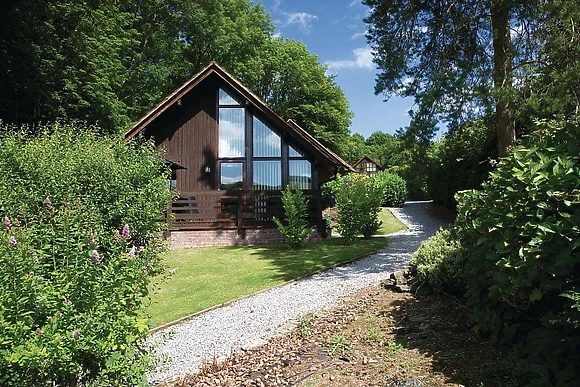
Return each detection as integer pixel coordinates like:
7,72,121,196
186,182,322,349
258,0,413,139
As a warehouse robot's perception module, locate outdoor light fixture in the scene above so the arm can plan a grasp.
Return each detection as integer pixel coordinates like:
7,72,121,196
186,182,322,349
204,166,211,174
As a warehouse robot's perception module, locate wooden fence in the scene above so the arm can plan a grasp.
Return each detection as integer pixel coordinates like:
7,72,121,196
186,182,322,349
168,190,324,232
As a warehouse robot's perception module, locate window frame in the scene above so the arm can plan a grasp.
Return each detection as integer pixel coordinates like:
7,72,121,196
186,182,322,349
216,86,316,191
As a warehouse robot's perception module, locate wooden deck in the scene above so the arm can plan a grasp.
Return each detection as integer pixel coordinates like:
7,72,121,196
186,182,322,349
169,190,324,233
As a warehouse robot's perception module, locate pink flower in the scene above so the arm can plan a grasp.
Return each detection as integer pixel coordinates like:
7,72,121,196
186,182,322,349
168,268,178,276
122,224,130,239
72,330,80,339
47,316,52,322
115,229,121,239
8,236,16,247
35,328,43,335
127,246,136,258
55,311,62,318
91,250,100,262
4,216,10,228
45,197,53,210
65,300,72,307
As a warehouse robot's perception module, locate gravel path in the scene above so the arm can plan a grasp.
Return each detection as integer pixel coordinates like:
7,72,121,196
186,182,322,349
148,201,447,384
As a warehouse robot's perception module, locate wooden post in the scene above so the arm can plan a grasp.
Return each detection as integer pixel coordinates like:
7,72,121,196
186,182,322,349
237,190,244,237
316,190,324,235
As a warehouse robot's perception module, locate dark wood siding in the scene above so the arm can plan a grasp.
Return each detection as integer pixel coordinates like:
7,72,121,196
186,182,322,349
146,78,218,191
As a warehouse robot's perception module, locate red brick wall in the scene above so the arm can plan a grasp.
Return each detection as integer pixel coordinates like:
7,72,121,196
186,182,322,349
168,228,328,249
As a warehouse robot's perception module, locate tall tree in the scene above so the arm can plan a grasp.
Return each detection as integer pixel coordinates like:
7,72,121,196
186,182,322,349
363,0,538,156
238,38,353,153
0,0,138,131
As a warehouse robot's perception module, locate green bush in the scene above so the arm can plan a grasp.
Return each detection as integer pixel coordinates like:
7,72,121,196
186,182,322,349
409,229,466,295
0,122,173,251
324,173,385,244
427,119,497,208
273,185,311,249
0,123,173,385
455,119,580,386
374,171,407,207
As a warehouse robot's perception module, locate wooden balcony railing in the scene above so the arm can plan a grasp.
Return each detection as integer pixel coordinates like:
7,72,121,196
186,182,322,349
168,190,324,232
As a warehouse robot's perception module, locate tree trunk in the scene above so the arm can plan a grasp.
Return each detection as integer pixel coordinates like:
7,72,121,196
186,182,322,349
491,0,516,157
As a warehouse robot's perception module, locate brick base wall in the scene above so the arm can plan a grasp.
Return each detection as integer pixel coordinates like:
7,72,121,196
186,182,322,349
168,228,328,249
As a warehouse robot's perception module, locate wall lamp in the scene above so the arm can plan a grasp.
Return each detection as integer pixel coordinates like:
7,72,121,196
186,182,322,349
204,166,211,174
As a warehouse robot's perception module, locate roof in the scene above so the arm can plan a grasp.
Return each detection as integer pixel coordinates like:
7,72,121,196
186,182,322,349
125,61,354,173
353,155,383,170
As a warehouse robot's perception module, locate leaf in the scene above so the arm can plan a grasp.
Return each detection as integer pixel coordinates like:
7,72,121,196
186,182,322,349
530,288,543,302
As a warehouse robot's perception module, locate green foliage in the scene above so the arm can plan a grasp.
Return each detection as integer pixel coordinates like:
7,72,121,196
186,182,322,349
410,229,466,295
455,119,580,385
0,124,171,386
240,38,353,153
0,205,156,386
273,185,311,249
387,135,430,200
324,173,386,244
374,171,407,207
427,119,498,208
0,121,173,385
0,122,173,250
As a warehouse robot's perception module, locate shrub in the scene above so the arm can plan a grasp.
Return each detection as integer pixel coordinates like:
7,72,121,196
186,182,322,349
0,123,173,251
273,185,311,249
0,122,173,385
455,119,580,385
0,204,160,386
426,119,497,208
409,229,466,295
374,171,407,207
324,173,385,244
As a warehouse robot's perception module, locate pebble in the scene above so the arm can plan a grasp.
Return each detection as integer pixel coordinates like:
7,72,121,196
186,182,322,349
147,201,446,385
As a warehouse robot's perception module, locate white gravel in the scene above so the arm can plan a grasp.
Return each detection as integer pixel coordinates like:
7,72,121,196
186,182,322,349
147,201,447,384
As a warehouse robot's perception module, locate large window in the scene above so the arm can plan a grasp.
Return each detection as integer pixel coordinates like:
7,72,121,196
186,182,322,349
289,160,312,189
218,107,245,158
217,87,314,191
220,163,243,190
253,117,280,157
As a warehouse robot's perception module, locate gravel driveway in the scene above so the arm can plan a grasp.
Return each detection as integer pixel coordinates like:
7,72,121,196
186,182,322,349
148,201,447,384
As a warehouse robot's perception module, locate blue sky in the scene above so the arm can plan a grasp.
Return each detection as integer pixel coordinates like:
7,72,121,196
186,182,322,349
258,0,413,139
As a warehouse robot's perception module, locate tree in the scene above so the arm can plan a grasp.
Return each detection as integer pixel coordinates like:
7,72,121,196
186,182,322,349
0,0,275,134
0,0,139,132
364,131,400,169
363,0,539,156
339,133,367,165
238,38,353,153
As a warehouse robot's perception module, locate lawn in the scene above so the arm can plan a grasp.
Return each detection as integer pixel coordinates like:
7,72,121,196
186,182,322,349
146,238,387,327
146,210,407,328
377,207,407,235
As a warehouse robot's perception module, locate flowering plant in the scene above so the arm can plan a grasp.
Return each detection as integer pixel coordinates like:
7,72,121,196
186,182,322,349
0,203,159,386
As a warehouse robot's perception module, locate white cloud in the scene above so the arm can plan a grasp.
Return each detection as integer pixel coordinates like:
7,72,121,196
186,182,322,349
350,31,365,40
325,47,374,71
349,0,359,6
277,11,318,32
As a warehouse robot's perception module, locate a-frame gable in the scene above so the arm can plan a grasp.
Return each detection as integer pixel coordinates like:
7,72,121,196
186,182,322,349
125,62,353,175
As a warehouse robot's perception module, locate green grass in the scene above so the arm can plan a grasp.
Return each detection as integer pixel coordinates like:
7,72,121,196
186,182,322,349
377,207,407,235
146,238,385,327
146,212,407,328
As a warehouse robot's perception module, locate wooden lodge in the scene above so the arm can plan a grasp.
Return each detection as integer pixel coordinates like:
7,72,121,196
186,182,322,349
125,62,353,248
353,155,382,176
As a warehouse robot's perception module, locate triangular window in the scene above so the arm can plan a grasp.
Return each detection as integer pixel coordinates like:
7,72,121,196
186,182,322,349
253,117,281,157
219,88,243,105
289,145,304,157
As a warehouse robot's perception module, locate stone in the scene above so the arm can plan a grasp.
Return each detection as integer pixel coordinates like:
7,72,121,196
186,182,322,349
393,284,411,293
380,278,396,288
393,270,408,285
